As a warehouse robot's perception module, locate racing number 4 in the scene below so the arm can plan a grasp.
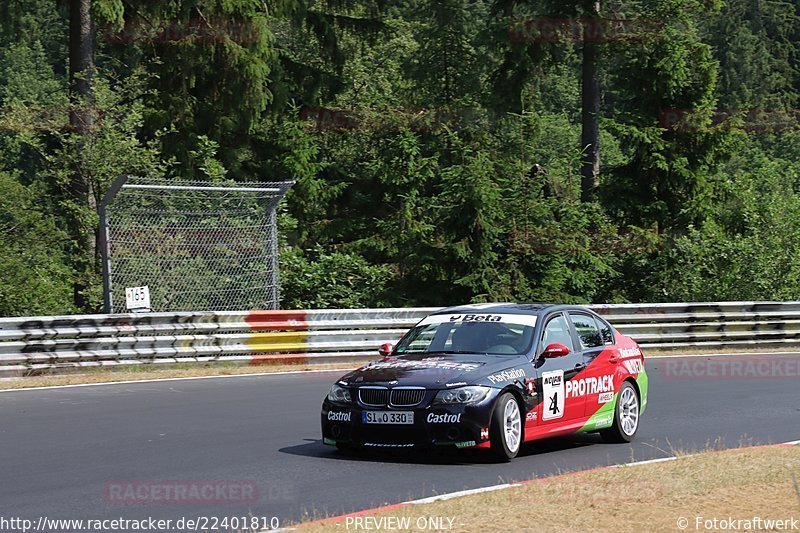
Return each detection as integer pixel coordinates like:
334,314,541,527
541,370,565,421
549,392,559,416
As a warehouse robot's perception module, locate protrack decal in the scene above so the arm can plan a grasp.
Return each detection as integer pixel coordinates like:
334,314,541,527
566,375,614,398
541,370,564,421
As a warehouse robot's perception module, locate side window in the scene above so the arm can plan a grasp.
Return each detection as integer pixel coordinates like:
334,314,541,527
540,314,574,353
597,318,614,345
569,313,603,349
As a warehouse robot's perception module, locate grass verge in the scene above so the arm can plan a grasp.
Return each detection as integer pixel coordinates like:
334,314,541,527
300,444,800,532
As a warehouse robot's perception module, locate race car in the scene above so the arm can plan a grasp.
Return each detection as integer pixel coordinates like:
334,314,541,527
321,303,648,461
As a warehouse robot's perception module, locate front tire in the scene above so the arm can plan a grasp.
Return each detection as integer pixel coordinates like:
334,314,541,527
489,393,522,462
601,381,640,443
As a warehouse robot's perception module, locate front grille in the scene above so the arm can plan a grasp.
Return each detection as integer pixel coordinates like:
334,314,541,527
390,388,426,407
357,387,426,407
359,387,389,406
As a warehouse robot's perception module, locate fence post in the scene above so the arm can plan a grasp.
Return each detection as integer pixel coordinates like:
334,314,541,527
99,174,131,314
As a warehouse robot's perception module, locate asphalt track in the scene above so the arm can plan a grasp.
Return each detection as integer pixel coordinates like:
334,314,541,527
1,353,799,529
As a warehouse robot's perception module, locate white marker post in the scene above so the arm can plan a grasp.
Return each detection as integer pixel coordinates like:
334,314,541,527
125,286,151,313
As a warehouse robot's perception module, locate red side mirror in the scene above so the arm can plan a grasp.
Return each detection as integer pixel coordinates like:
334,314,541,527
542,343,570,358
378,343,394,358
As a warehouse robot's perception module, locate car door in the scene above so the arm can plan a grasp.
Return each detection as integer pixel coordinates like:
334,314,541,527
534,312,586,424
567,311,617,417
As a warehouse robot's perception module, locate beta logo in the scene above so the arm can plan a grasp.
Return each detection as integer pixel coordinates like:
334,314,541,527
327,411,351,422
449,314,502,322
566,375,614,398
427,413,462,424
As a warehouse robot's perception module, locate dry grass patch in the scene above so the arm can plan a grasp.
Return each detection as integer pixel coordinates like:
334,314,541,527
301,445,800,532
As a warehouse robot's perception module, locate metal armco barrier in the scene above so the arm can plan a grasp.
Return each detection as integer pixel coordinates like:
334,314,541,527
2,301,800,375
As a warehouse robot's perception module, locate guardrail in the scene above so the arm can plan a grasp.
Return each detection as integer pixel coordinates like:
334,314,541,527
2,301,800,375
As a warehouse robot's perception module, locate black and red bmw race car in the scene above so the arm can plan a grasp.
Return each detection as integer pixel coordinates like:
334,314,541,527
321,303,648,461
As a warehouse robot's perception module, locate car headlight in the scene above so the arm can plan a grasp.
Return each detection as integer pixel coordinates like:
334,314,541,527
327,384,352,403
433,386,491,405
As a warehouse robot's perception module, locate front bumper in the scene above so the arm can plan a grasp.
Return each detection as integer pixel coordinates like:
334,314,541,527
321,394,498,449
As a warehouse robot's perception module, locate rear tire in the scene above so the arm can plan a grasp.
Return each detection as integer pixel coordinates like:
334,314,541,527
489,393,522,462
601,381,640,443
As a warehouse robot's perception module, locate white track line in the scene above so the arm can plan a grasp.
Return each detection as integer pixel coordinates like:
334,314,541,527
407,483,522,505
610,456,678,468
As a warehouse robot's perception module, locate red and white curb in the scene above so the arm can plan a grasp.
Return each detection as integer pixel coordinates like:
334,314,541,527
278,439,800,531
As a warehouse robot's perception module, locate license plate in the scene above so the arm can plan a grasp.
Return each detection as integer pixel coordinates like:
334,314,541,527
362,411,414,425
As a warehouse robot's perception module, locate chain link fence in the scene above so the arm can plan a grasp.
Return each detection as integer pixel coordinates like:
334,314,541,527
100,176,294,313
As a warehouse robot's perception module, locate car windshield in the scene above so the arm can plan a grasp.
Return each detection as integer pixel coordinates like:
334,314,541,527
394,318,536,356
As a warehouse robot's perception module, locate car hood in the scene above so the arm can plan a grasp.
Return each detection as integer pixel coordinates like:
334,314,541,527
339,353,525,388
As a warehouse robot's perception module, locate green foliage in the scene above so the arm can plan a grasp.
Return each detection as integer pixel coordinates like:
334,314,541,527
704,0,800,110
0,171,74,316
601,2,729,231
645,137,800,301
280,246,393,308
3,0,800,314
